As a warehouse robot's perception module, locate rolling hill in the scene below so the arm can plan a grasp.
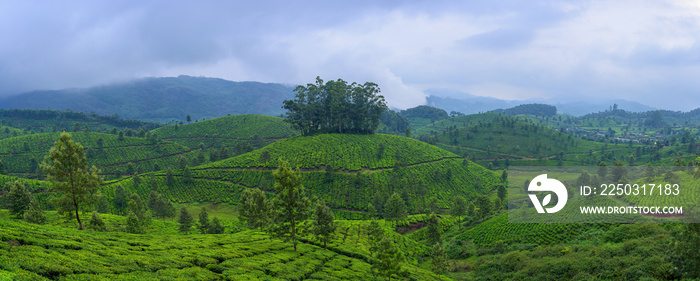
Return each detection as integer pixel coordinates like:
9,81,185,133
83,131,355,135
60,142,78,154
101,133,500,218
0,76,296,123
152,114,298,150
414,113,636,167
0,132,196,180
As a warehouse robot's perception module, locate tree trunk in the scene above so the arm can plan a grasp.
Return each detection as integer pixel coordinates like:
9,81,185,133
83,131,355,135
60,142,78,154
75,202,82,230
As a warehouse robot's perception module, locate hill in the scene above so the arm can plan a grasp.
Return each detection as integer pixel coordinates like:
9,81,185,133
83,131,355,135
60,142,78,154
490,103,557,116
102,134,500,217
414,114,635,168
0,76,296,123
0,109,160,134
152,114,298,151
0,132,196,181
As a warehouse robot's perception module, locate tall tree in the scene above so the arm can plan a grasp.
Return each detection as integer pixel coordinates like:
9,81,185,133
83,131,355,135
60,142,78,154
475,195,491,220
269,159,311,251
40,132,103,230
312,201,337,249
113,185,129,215
239,188,269,230
451,196,467,229
497,185,507,201
197,207,210,234
426,213,442,246
373,237,403,281
178,206,194,234
384,192,407,225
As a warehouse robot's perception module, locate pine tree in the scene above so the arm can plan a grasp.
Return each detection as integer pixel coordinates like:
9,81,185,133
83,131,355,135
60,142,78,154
366,220,384,257
87,211,106,231
476,195,491,220
183,165,192,184
178,206,193,234
497,184,507,201
7,180,31,218
208,217,225,234
40,132,103,230
384,192,407,225
165,168,175,186
373,237,403,281
239,188,269,230
113,185,129,215
24,198,46,224
451,196,467,229
148,191,168,220
269,159,311,251
197,207,210,234
426,213,441,246
312,201,337,249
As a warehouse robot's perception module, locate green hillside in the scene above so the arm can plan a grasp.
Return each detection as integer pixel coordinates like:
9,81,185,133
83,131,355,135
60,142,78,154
0,126,24,140
102,134,500,216
0,132,196,180
0,214,446,280
415,114,637,168
152,114,298,151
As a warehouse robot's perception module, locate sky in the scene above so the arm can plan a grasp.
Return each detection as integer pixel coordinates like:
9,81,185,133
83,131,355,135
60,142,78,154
1,0,700,110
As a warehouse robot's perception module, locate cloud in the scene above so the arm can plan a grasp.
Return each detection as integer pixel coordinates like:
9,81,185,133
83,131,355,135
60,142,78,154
1,0,700,111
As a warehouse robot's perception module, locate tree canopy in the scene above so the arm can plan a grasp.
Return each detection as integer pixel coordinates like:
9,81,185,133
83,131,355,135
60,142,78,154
283,77,387,135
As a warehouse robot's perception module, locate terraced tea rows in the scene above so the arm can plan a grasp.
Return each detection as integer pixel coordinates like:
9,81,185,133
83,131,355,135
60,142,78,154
0,214,447,280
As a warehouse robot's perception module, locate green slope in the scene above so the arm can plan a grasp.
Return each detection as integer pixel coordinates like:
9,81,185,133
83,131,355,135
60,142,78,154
0,126,24,140
152,114,298,151
0,132,195,180
0,215,447,280
103,134,500,217
415,114,636,167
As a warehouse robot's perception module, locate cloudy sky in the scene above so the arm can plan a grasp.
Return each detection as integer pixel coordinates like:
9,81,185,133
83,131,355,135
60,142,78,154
1,0,700,110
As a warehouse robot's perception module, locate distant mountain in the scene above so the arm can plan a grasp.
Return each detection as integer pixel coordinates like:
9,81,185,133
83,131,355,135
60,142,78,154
0,76,296,123
425,89,657,116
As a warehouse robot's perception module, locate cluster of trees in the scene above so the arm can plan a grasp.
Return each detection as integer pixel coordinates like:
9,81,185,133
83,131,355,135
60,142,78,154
283,77,387,135
176,206,225,234
238,159,336,251
399,105,449,122
491,103,557,116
